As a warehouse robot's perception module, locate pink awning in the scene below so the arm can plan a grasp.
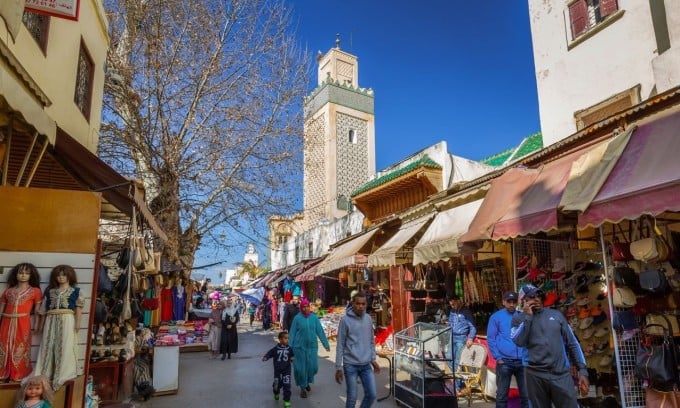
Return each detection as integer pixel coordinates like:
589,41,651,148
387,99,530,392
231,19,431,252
461,149,588,242
579,108,680,228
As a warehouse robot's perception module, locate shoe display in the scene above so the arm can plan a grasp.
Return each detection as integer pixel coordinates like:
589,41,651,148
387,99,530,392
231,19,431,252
550,271,566,281
598,355,613,367
578,306,591,319
517,269,530,280
566,307,577,317
552,257,566,272
564,295,576,306
595,342,609,354
577,296,590,306
593,311,607,326
517,256,530,271
528,267,546,281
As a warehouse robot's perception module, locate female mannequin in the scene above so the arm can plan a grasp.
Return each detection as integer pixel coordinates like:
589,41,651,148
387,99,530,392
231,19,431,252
160,277,174,322
34,265,83,390
0,263,42,382
172,278,186,321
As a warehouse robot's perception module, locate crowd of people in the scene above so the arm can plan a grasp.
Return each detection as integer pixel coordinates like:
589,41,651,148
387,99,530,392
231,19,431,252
191,278,592,408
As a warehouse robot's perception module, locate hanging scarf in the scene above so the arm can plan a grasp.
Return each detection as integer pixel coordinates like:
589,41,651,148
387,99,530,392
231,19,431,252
300,299,311,317
222,305,238,323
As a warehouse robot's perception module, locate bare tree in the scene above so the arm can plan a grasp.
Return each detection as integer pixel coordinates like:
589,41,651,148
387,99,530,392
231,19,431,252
100,0,309,270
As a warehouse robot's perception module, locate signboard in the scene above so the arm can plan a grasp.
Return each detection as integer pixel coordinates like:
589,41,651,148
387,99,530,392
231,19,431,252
25,0,79,21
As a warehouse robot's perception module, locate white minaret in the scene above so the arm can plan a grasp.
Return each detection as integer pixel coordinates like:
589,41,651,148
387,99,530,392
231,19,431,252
302,34,376,230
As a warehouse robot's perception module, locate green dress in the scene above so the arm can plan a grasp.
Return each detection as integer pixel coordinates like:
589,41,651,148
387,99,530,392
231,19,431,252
288,312,330,388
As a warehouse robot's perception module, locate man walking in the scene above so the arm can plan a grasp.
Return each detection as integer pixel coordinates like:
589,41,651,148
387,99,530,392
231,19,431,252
487,291,529,408
511,284,589,408
282,295,300,331
447,295,476,395
335,292,381,408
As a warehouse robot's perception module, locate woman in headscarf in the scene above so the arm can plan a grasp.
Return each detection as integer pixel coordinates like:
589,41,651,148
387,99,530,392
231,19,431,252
207,301,224,359
288,299,330,398
219,298,239,360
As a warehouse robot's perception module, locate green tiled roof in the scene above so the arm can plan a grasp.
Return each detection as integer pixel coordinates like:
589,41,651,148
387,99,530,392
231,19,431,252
481,132,543,167
352,155,442,197
481,148,514,166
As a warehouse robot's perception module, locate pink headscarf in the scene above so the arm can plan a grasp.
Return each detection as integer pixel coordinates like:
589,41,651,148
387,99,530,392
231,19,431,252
300,299,311,317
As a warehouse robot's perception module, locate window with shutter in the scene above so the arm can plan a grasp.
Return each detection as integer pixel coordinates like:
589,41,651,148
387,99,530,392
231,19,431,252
569,0,588,39
599,0,618,17
568,0,620,41
22,10,50,53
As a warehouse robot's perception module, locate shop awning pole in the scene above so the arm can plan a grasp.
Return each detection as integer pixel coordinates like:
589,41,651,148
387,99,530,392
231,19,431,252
15,130,38,186
24,141,48,187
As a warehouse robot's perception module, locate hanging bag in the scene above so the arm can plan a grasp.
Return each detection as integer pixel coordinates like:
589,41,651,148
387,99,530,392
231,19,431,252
631,217,670,263
635,323,679,391
424,265,439,291
640,267,670,294
611,223,634,262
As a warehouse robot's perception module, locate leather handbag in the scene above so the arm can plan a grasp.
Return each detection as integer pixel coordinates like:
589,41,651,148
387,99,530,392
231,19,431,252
635,324,679,391
613,287,637,308
631,217,670,263
117,245,130,269
613,266,643,294
640,268,670,293
612,223,633,262
645,314,680,337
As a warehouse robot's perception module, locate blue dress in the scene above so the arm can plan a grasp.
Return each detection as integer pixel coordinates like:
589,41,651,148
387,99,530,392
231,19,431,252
288,312,330,388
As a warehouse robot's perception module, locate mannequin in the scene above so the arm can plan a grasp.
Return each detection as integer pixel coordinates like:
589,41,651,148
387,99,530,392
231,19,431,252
34,265,84,390
0,263,43,382
160,278,174,322
172,278,186,321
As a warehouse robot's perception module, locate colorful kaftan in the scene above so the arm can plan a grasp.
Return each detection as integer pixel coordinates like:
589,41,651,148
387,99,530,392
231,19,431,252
0,286,42,381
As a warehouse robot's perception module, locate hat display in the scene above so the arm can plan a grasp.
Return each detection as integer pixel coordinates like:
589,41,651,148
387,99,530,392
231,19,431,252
598,355,613,367
516,255,530,271
579,317,594,330
582,327,595,339
594,327,610,338
552,257,566,272
593,311,607,326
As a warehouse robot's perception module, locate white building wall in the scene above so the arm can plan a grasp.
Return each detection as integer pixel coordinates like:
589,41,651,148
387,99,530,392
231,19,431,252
529,0,680,146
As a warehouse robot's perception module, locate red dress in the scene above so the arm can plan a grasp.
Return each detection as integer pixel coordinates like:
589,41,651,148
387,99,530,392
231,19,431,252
0,286,42,381
160,287,174,322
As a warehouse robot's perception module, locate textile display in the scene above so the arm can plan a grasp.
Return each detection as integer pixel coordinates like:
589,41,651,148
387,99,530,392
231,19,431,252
0,286,43,381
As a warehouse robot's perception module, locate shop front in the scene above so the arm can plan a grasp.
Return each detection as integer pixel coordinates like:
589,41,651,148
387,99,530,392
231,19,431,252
458,104,680,407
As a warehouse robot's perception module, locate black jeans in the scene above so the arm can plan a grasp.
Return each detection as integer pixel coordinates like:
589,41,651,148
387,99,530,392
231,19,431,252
495,359,529,408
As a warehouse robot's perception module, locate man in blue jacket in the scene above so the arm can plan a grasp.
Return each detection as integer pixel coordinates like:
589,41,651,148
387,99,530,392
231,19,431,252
487,291,529,408
511,285,589,408
447,295,476,394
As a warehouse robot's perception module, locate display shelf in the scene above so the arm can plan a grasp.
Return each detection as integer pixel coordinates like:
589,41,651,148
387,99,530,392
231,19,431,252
394,322,457,408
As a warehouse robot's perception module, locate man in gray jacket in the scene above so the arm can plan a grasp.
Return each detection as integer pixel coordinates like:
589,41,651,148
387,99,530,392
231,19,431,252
335,292,381,408
511,284,589,408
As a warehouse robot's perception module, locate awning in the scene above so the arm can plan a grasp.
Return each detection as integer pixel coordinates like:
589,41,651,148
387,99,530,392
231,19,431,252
413,199,484,265
368,215,433,267
315,228,380,276
459,167,539,243
52,129,168,241
461,149,588,242
578,108,680,228
559,126,633,212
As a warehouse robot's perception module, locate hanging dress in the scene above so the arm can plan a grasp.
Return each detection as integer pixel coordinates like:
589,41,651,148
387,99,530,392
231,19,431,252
33,286,83,390
0,286,42,381
172,285,186,321
160,286,174,322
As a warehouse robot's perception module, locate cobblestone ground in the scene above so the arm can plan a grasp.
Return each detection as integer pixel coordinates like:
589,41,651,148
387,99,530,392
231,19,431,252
131,321,495,407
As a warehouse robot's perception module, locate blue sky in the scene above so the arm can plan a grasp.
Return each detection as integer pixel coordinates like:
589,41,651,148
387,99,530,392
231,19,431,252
289,0,540,169
198,1,540,281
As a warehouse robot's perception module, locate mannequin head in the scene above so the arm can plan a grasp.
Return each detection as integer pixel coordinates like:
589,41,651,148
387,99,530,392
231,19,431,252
7,263,40,288
48,265,77,288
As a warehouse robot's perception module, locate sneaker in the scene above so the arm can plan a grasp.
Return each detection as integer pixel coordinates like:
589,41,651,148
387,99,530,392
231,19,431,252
579,317,594,330
274,393,280,401
300,389,307,398
305,385,311,392
578,306,591,319
577,296,590,306
517,256,530,271
564,295,576,306
550,271,566,281
517,269,530,280
283,402,291,408
552,257,566,272
563,275,577,293
528,267,546,281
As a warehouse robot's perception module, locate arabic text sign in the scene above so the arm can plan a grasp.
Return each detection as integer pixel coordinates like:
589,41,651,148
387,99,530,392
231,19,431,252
25,0,80,21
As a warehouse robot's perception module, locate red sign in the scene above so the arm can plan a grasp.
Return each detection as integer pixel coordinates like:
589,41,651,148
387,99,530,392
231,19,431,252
25,0,80,21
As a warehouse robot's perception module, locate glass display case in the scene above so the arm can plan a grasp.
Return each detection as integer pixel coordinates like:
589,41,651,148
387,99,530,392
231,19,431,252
394,322,457,408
